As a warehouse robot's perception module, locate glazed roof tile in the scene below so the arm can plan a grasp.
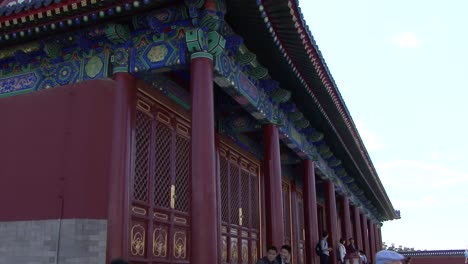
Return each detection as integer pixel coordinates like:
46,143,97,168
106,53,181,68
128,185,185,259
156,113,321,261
0,0,62,16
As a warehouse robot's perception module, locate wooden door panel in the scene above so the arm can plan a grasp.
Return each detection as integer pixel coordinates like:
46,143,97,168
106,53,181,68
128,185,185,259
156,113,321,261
230,237,239,263
241,239,249,264
130,219,147,258
282,181,292,246
222,235,228,263
172,228,189,260
251,239,259,262
130,93,191,264
296,191,306,264
152,224,170,259
219,140,261,264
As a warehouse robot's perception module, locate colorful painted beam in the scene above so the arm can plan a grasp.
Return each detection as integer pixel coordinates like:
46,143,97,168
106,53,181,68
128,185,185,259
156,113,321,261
213,50,379,222
0,51,111,97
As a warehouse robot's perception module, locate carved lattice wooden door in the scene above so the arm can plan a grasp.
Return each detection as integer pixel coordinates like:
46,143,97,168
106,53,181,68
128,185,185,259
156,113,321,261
282,181,292,246
130,95,191,264
295,190,306,264
219,141,261,264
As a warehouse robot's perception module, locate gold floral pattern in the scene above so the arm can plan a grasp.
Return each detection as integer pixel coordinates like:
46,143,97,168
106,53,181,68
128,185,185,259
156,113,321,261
252,243,258,261
231,239,238,262
241,240,248,263
131,224,145,256
222,236,228,262
173,231,186,259
153,227,167,257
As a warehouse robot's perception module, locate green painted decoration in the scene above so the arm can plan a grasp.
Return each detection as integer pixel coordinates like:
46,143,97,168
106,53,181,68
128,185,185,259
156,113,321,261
104,24,130,44
185,28,207,53
207,31,226,56
248,66,268,79
272,88,291,103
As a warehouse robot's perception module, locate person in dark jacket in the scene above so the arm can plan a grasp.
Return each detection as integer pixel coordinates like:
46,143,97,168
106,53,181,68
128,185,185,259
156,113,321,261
257,246,280,264
346,237,358,255
276,245,292,264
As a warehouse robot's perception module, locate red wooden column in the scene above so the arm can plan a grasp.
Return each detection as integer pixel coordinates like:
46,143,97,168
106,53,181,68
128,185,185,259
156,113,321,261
373,224,377,253
352,206,363,250
190,52,219,264
303,160,319,264
376,224,381,251
368,220,376,264
263,123,285,248
325,180,339,264
339,196,352,240
107,72,137,262
378,226,383,251
361,213,370,259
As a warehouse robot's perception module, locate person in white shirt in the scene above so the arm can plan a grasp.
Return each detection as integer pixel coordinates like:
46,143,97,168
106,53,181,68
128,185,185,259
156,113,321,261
358,250,368,264
338,238,347,264
320,231,333,264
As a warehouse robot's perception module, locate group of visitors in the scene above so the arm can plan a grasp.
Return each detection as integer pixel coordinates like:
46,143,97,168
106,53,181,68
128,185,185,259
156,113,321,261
310,230,411,264
318,231,367,264
256,245,293,264
111,231,418,264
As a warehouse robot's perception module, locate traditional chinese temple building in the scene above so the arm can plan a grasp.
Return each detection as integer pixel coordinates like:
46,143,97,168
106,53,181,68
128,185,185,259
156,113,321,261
0,0,400,264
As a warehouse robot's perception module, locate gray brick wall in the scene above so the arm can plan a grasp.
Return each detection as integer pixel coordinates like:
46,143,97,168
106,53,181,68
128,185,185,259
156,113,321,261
0,219,107,264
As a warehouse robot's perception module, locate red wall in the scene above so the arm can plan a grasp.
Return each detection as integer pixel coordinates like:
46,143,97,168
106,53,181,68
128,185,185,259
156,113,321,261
0,80,119,221
409,256,464,264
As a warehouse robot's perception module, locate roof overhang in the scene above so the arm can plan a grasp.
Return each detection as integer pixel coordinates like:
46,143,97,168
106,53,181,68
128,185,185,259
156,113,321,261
225,0,398,221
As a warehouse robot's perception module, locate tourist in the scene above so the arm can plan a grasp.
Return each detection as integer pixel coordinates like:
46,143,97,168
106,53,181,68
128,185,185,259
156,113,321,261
257,246,280,264
405,257,412,264
338,238,347,264
320,231,333,264
110,259,128,264
346,237,357,254
358,250,368,264
277,245,292,264
375,250,405,264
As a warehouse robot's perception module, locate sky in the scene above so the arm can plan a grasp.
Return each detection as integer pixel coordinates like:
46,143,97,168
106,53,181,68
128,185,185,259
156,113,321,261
299,0,468,250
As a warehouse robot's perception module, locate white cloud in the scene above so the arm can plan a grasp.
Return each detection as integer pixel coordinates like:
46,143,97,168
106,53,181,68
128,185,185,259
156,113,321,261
354,120,385,151
393,32,421,49
379,159,468,250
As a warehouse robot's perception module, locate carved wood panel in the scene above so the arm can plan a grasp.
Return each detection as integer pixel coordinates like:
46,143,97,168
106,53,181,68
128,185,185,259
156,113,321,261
130,93,190,264
295,190,306,264
282,181,292,246
219,141,261,264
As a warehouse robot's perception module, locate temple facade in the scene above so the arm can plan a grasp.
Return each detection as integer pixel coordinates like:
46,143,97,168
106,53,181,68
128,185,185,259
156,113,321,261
0,0,400,264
